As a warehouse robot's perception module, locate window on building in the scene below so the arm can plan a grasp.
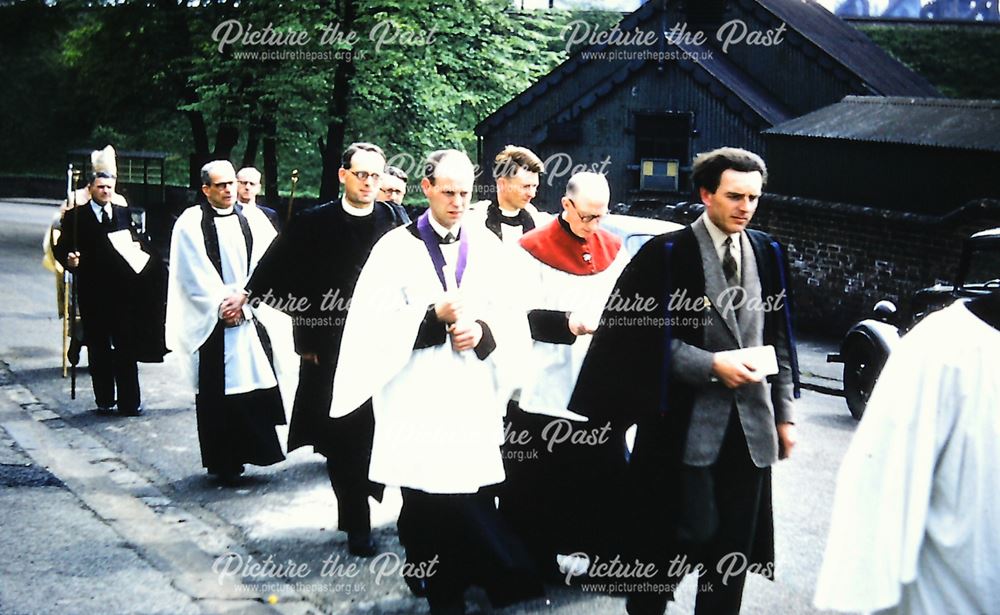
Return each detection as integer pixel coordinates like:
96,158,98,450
634,112,692,193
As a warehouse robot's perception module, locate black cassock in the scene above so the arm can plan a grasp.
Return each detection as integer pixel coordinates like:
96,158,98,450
54,203,167,411
247,200,405,531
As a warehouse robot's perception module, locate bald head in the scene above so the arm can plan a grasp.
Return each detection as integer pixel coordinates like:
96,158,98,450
561,172,610,240
201,160,237,209
236,167,262,205
421,150,475,229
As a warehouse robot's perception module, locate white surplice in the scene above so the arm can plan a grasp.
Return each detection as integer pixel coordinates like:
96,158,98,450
165,205,297,410
330,223,530,494
814,301,1000,615
516,247,629,420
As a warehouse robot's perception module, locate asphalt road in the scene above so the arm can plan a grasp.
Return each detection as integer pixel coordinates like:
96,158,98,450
0,199,855,614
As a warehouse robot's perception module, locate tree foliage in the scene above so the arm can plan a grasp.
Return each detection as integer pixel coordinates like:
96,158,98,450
0,0,620,198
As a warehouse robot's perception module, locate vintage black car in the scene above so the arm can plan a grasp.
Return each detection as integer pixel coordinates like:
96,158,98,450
829,227,1000,419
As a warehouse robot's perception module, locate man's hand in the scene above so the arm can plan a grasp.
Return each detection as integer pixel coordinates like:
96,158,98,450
568,312,597,336
434,296,464,324
66,251,80,269
219,293,248,326
777,422,796,460
711,353,763,389
449,320,483,352
301,352,321,366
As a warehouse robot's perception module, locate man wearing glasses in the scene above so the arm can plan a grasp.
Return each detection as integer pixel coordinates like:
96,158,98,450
247,142,406,556
378,164,412,225
499,171,630,578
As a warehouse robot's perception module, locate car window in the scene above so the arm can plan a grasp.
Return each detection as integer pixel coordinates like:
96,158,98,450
964,246,1000,287
626,234,656,257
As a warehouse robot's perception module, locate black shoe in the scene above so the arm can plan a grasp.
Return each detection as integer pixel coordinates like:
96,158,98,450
212,465,245,486
347,531,377,557
94,403,117,415
119,405,143,417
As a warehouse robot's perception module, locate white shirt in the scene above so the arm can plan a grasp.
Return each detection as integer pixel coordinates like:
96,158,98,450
702,214,741,281
499,206,525,244
90,200,113,224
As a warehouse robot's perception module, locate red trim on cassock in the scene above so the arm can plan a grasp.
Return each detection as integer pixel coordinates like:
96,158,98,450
519,218,622,275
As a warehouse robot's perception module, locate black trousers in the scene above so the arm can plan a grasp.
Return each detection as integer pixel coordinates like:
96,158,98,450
85,315,140,412
289,356,383,533
627,409,768,615
398,487,543,612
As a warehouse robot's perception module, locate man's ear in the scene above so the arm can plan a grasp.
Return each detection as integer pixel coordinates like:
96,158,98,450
421,177,433,197
201,185,211,199
338,167,348,185
699,187,713,207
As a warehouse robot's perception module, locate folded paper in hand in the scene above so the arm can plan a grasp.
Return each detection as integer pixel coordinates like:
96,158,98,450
107,230,150,274
716,345,779,377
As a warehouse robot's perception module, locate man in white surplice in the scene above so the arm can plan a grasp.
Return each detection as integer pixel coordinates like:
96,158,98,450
166,160,294,483
814,298,1000,615
330,150,542,614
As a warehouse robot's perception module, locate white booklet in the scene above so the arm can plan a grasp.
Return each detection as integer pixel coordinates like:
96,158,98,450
715,345,779,377
107,230,150,274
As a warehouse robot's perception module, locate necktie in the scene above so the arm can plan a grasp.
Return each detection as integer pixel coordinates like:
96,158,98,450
101,206,112,229
441,232,456,245
722,236,739,287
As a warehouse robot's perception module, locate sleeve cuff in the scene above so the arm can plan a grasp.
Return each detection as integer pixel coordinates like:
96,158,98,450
473,320,496,360
527,309,575,345
413,304,448,350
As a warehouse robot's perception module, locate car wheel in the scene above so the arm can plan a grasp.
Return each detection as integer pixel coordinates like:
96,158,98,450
842,338,884,420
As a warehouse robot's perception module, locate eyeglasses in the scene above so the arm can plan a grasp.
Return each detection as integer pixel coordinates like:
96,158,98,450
349,170,381,182
568,199,605,224
381,188,404,197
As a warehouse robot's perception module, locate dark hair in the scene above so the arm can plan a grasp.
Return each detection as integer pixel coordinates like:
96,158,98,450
89,170,116,183
384,165,408,182
691,147,767,193
341,142,385,169
423,149,470,183
493,145,544,179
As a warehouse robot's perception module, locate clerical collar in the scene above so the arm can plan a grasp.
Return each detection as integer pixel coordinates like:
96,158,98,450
342,197,374,217
211,205,235,217
499,204,521,217
557,213,586,243
238,200,255,208
427,212,461,241
702,213,740,249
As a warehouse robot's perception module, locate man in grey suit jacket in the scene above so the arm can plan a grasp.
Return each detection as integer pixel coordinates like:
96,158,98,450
570,147,800,615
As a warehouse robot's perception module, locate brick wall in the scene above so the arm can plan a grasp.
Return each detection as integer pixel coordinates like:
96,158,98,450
652,195,1000,335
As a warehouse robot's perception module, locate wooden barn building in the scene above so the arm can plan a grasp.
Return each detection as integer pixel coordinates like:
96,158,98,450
474,0,938,214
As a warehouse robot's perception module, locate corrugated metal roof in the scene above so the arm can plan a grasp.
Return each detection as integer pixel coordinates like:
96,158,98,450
764,96,1000,151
